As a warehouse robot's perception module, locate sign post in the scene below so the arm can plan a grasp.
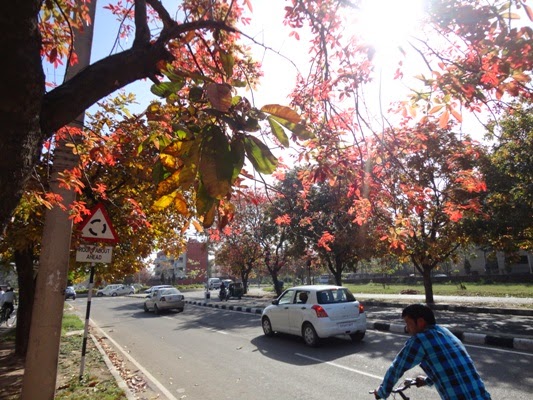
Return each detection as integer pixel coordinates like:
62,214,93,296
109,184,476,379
77,204,119,380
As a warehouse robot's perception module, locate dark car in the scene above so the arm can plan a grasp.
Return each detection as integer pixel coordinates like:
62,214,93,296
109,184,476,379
65,286,76,300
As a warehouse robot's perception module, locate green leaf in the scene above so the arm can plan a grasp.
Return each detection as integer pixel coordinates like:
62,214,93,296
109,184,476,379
244,136,278,174
199,125,233,198
196,181,215,216
189,87,204,102
267,116,290,147
230,139,245,183
220,50,235,78
150,81,185,98
270,116,315,140
152,161,165,184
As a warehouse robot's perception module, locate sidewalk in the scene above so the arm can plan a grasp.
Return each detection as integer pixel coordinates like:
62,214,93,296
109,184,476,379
184,287,533,351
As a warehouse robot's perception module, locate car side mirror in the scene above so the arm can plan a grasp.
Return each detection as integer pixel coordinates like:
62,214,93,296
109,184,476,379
272,299,279,305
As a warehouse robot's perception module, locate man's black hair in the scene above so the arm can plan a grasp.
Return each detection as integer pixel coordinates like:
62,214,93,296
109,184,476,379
402,304,437,325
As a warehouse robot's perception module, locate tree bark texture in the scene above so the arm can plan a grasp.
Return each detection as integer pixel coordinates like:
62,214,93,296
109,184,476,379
14,248,36,357
0,0,45,232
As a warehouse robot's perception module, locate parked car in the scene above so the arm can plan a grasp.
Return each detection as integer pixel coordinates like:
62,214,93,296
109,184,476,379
434,274,448,278
207,278,222,290
65,286,76,300
144,287,185,314
96,284,134,297
144,284,173,295
261,285,366,347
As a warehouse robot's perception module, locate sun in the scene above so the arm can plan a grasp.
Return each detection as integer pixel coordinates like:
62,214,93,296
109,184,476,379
349,0,426,65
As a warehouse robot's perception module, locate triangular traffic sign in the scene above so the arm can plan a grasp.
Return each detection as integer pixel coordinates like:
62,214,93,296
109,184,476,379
78,204,119,244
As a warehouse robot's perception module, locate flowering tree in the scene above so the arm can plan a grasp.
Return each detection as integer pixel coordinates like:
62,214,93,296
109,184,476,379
368,122,486,303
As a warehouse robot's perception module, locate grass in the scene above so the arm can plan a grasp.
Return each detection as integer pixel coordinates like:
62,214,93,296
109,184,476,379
344,282,533,298
0,309,127,400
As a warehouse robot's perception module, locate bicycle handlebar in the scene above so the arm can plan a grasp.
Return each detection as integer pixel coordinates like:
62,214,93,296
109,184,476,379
369,377,421,399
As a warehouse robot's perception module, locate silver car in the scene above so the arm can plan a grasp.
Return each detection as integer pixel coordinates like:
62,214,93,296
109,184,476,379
144,287,185,314
261,285,366,347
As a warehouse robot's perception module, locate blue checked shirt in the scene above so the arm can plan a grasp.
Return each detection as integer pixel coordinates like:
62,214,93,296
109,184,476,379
377,325,491,399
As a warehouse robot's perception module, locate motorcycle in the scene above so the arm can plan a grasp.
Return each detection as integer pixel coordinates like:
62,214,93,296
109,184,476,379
218,286,230,301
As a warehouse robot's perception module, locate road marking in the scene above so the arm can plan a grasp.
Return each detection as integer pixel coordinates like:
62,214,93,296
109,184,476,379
295,353,382,380
91,320,179,400
465,343,533,357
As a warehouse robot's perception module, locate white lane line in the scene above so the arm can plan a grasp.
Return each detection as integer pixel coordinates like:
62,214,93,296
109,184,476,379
465,343,533,357
295,353,382,380
91,320,179,400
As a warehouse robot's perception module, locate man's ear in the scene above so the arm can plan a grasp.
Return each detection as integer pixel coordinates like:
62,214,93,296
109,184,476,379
416,318,427,330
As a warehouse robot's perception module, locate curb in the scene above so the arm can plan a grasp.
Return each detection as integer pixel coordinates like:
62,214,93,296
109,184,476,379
366,321,533,351
185,299,533,351
363,300,533,317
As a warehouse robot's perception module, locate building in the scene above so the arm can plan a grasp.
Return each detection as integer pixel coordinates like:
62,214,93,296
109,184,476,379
153,240,208,285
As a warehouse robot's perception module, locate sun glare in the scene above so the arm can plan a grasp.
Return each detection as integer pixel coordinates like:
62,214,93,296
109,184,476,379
351,0,425,65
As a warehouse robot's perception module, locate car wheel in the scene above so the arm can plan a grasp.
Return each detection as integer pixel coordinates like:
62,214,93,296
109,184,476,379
302,323,320,347
350,331,365,342
262,316,274,337
129,291,133,294
143,303,149,312
97,292,103,297
111,292,118,297
178,308,184,313
73,296,76,301
154,304,160,315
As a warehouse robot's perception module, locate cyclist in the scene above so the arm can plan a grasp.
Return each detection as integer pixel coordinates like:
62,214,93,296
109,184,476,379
1,287,16,321
372,304,491,399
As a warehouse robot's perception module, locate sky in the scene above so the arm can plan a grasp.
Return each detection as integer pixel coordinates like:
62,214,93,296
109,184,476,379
85,0,428,119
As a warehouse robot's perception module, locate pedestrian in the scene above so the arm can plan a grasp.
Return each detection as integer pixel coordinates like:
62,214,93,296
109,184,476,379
1,287,16,320
373,303,491,400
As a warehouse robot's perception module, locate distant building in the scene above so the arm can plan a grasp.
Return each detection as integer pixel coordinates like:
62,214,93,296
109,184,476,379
153,240,208,284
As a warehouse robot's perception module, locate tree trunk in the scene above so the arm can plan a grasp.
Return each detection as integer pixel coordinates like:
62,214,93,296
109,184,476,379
0,0,45,232
14,248,36,357
422,266,435,304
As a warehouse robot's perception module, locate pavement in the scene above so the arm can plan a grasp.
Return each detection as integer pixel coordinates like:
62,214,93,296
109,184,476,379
182,287,533,352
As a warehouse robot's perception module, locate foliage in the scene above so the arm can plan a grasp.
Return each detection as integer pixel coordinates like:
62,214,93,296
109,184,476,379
469,102,533,252
366,123,487,303
210,191,266,290
270,168,381,285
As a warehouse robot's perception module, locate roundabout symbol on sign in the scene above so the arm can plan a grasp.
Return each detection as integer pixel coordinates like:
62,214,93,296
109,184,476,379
78,204,119,244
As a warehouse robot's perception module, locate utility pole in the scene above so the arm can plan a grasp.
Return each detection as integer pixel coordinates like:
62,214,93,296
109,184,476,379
21,1,97,398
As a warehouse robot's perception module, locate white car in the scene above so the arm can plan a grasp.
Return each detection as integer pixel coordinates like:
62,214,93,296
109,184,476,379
261,285,366,347
144,284,173,295
96,284,134,297
144,287,185,314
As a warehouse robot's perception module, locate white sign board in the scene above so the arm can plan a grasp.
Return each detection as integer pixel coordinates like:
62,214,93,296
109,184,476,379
76,245,113,263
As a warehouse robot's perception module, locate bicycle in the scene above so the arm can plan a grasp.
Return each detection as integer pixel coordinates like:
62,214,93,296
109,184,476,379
0,305,17,327
369,378,419,400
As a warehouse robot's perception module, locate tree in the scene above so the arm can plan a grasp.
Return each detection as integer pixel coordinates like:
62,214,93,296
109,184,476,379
471,102,533,253
1,0,314,233
271,168,380,286
211,193,265,291
369,122,486,303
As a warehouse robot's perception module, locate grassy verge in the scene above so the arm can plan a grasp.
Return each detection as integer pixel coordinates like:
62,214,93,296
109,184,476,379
345,282,533,298
55,312,127,400
0,310,127,400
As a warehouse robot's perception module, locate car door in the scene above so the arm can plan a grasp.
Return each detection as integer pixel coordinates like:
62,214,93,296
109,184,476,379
288,290,311,334
145,291,157,310
268,289,295,333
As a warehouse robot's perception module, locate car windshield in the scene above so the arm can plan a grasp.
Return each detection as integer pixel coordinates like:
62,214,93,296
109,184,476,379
316,288,355,304
160,288,180,295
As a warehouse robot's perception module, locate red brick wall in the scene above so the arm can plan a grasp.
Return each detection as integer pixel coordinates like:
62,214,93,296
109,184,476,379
185,240,208,284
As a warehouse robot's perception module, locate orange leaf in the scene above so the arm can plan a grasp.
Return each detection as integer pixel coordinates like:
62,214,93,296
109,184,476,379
439,110,450,128
525,4,533,21
450,107,463,123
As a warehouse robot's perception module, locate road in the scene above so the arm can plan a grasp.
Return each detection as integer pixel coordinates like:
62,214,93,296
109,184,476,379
72,296,533,400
